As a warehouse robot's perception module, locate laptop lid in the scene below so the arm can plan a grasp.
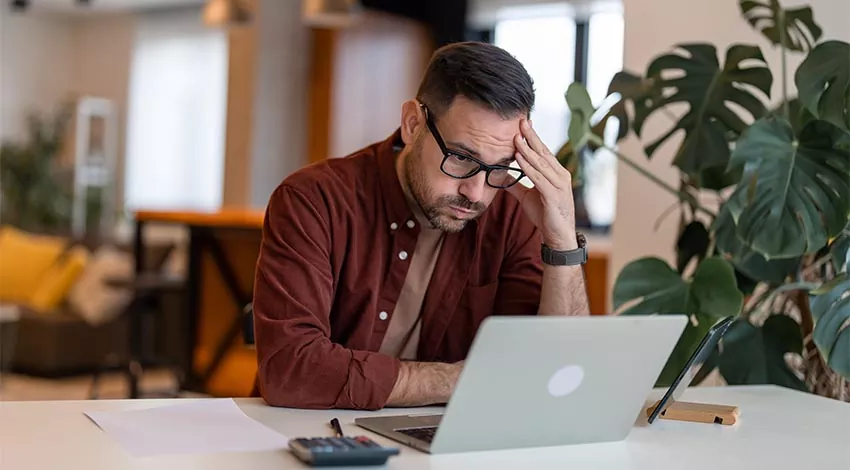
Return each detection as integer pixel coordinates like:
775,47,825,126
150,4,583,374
428,314,687,454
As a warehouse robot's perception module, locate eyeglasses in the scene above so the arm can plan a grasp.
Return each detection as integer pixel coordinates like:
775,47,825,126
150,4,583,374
420,103,524,189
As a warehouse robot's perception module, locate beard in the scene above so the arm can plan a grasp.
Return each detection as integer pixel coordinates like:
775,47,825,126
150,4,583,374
402,136,487,233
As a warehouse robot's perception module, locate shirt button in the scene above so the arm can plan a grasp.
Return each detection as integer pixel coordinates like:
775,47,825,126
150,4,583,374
390,222,398,230
398,251,409,260
406,220,415,228
379,311,388,321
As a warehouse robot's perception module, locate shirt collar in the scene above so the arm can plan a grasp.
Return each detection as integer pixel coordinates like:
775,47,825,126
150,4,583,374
376,128,416,230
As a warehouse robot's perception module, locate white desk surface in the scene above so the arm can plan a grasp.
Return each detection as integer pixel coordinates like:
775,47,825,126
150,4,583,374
1,385,848,469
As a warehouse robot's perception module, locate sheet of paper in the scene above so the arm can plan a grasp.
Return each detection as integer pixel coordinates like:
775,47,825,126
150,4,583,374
85,398,289,457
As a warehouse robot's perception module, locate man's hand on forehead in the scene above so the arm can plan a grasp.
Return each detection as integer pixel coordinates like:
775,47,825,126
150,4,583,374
506,119,578,251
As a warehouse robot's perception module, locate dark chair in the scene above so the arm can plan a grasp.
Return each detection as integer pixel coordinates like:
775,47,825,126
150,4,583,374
243,302,255,346
243,302,263,398
88,243,187,399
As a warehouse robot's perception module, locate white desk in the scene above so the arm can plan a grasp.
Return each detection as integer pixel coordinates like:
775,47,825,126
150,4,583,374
1,385,848,469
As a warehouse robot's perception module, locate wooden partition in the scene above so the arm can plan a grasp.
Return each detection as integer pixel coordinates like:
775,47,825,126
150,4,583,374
308,12,433,163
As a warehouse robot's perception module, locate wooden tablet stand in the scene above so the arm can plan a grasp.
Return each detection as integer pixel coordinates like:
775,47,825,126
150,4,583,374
646,400,740,425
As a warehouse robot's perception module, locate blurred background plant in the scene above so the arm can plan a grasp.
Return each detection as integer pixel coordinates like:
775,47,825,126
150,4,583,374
564,0,849,400
0,103,108,239
1,105,76,235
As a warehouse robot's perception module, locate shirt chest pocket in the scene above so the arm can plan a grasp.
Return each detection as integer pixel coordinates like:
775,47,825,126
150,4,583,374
456,281,500,324
437,281,499,362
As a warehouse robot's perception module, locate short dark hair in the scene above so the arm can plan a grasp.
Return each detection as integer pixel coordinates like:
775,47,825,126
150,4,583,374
416,41,535,120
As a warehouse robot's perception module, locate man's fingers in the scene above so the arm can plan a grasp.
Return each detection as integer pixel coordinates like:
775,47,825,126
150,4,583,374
521,120,571,178
514,150,555,195
515,134,563,191
520,119,551,158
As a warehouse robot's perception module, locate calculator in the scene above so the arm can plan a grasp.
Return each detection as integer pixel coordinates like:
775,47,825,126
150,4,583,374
288,436,400,467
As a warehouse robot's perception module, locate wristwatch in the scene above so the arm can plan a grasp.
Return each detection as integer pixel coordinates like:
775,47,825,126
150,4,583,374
541,232,587,266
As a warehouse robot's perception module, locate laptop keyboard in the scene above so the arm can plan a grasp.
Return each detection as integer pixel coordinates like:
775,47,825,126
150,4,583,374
396,426,438,443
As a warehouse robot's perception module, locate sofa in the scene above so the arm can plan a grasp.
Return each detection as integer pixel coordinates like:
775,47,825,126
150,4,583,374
0,225,185,378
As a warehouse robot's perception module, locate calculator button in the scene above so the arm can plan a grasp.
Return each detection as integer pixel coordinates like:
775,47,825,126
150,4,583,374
354,436,378,448
329,438,347,449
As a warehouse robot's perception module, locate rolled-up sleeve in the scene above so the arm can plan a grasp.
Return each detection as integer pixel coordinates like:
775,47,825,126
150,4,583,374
253,184,400,410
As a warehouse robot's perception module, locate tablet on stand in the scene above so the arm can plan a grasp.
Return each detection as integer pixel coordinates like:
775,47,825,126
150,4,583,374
646,316,740,425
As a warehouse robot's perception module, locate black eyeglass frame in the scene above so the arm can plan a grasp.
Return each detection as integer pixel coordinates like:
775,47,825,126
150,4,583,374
420,103,524,189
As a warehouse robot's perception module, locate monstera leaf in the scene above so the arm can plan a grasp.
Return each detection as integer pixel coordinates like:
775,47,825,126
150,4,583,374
719,315,807,391
740,0,823,52
830,224,850,273
714,204,800,284
726,117,850,259
634,43,772,176
613,256,743,385
795,40,850,132
809,276,850,379
603,71,657,141
676,221,710,274
773,97,817,135
566,82,596,150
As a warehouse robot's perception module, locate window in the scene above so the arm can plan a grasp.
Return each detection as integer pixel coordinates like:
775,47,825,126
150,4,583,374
583,8,625,228
494,3,576,153
123,9,228,212
586,10,625,107
487,2,624,229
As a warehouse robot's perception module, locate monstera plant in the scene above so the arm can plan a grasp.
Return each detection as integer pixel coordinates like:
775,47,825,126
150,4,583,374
563,0,849,399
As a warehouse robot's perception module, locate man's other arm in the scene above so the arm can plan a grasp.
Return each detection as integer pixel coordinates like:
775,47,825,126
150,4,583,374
538,255,590,316
254,184,401,410
495,207,589,317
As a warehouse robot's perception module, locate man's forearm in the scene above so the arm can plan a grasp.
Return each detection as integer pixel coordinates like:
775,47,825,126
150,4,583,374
385,361,463,407
538,264,590,316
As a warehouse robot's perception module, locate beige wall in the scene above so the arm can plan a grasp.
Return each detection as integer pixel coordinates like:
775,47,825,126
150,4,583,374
328,12,431,160
0,11,77,140
0,9,134,209
610,0,850,310
221,0,312,209
1,2,312,212
248,0,311,208
72,14,135,208
219,0,257,209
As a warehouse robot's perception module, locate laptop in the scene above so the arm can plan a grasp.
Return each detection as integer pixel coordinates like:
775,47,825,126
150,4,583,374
355,314,687,454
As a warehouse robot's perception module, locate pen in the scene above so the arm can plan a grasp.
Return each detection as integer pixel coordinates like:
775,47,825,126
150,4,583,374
329,418,345,438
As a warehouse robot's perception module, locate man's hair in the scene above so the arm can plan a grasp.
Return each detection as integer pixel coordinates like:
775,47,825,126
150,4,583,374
416,41,535,120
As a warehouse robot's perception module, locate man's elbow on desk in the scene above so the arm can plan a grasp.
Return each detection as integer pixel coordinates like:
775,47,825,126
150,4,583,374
256,350,402,411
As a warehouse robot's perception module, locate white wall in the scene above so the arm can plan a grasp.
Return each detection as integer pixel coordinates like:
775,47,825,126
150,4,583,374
248,0,311,208
1,3,313,212
0,10,134,204
0,11,77,141
611,0,850,310
72,13,135,207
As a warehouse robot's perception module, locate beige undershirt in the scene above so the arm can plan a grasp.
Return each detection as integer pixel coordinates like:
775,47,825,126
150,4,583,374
379,223,445,360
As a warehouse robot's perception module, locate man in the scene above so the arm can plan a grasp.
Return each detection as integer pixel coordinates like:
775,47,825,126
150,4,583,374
252,41,589,411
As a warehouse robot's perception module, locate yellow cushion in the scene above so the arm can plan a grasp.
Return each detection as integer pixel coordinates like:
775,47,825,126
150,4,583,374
0,226,68,304
27,245,90,312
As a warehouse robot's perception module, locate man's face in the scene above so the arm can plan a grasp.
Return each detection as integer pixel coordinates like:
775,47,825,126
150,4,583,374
400,96,523,233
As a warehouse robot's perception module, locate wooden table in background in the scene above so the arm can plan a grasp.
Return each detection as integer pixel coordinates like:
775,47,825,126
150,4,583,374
135,209,265,398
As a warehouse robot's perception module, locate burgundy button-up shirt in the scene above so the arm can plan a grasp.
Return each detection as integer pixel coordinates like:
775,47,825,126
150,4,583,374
253,129,543,410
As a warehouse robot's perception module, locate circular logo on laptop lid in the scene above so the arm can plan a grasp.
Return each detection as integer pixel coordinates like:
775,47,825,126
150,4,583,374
548,365,584,397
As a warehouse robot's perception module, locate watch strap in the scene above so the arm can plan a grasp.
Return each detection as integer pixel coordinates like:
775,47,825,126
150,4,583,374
541,232,587,266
